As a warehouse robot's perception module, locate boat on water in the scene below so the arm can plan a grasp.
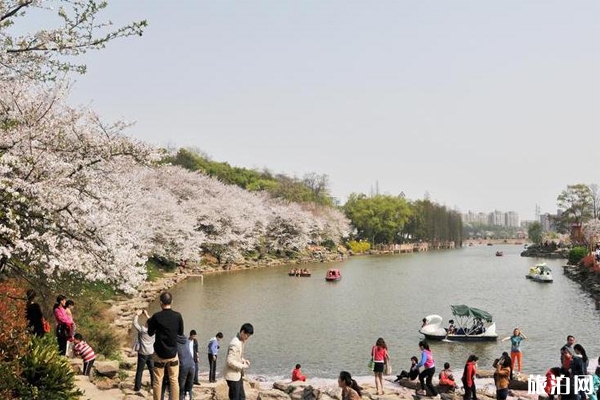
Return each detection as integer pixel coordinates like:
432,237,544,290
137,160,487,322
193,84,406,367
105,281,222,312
288,272,311,277
419,305,498,342
526,263,553,283
325,268,341,281
496,251,503,256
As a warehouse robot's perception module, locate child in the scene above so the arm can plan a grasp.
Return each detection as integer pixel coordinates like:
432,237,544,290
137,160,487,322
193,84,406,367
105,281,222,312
292,364,307,382
73,333,96,376
439,362,457,389
65,300,76,337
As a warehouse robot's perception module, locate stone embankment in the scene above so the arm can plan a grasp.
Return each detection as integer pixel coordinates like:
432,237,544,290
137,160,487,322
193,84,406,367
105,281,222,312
562,264,600,308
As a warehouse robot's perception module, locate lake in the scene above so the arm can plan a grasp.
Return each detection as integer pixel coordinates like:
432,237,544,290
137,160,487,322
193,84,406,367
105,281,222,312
153,245,600,381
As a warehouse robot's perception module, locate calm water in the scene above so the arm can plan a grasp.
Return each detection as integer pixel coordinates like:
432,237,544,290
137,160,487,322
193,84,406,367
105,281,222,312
151,245,600,380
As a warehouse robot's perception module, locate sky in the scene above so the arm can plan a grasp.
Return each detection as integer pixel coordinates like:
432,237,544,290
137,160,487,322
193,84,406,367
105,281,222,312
57,0,599,220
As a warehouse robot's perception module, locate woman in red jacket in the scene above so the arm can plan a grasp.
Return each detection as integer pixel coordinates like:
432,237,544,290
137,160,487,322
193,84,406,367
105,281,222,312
461,355,479,400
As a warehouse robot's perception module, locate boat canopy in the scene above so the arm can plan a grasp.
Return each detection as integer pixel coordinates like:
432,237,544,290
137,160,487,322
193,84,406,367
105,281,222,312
450,305,493,322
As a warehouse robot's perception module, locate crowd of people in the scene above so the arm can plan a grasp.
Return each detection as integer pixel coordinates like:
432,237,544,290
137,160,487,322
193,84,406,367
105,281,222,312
389,332,600,400
23,289,600,400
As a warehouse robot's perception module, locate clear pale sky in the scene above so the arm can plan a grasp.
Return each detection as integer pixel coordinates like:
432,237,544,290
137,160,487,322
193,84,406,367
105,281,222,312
65,0,600,220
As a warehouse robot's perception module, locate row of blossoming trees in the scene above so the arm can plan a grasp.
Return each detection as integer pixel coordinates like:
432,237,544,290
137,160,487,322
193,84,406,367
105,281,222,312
0,82,351,293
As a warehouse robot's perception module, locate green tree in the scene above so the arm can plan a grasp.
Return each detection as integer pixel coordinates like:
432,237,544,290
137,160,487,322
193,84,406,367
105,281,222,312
557,184,594,231
528,221,543,244
403,199,463,244
343,194,412,244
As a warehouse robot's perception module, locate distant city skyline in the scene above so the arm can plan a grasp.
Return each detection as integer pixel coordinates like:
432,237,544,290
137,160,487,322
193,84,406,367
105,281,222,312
58,0,598,221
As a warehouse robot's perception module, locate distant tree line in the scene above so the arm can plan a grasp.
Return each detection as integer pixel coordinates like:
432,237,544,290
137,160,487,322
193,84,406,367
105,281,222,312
343,194,462,245
463,223,521,240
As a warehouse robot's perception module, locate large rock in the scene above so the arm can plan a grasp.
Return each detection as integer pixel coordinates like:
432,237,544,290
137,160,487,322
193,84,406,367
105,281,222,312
94,360,120,378
259,389,293,400
289,385,319,400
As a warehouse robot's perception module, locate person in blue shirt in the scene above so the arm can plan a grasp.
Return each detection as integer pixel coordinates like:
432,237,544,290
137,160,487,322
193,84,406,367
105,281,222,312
501,328,527,374
207,332,223,383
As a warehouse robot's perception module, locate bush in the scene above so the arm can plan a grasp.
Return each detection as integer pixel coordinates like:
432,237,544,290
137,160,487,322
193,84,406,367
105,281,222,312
74,295,121,359
322,239,337,251
581,254,598,269
0,335,82,400
0,282,29,361
568,246,589,265
347,240,371,253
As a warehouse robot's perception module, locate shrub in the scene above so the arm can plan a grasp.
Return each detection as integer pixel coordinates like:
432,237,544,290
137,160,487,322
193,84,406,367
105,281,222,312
581,254,598,269
74,296,120,359
568,246,589,265
0,282,29,361
18,335,82,400
0,335,82,400
322,239,337,251
347,240,371,253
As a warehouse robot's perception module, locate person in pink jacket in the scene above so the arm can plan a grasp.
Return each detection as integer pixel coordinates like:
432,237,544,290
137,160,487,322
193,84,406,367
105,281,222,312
53,295,74,355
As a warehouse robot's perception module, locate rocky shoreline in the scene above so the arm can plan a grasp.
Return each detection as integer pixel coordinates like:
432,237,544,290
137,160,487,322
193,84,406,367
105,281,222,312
73,356,541,400
562,264,600,307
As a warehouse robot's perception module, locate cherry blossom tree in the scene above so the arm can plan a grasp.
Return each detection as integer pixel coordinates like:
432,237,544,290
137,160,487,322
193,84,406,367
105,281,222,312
1,0,147,81
0,80,155,292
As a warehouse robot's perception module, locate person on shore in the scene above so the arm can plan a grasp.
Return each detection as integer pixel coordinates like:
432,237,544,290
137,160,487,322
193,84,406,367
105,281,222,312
500,352,513,380
560,336,576,374
225,323,253,400
494,355,511,400
570,344,589,400
73,333,96,377
53,294,73,355
25,289,45,337
65,299,76,338
133,309,155,392
544,367,562,400
189,330,200,385
395,356,419,382
148,292,184,400
413,340,438,397
590,366,600,400
501,328,527,374
562,335,576,357
207,332,223,383
439,362,457,390
371,337,389,395
338,371,362,400
161,334,195,400
292,364,306,382
461,355,478,400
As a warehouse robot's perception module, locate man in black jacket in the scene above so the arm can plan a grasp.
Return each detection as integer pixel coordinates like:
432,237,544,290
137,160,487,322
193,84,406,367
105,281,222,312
148,292,184,400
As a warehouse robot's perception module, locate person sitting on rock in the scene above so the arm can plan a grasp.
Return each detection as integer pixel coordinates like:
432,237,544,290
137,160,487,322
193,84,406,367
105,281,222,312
394,356,419,382
439,362,457,389
292,364,306,382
